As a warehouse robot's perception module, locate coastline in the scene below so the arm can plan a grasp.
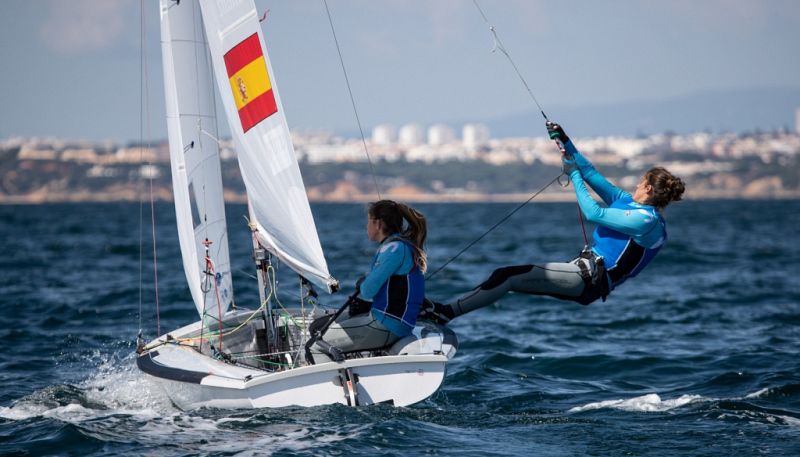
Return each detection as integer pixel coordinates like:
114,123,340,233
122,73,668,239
1,188,798,204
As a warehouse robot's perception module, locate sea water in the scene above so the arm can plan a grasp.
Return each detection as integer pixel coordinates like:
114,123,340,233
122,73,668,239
1,201,798,456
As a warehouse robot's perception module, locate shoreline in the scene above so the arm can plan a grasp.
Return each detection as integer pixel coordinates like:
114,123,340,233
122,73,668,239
1,190,798,204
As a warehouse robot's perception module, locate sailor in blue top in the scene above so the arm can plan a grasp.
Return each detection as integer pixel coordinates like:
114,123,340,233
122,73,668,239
420,122,685,323
311,200,427,363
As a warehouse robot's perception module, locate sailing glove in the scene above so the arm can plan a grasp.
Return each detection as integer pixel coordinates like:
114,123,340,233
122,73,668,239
347,296,372,317
546,121,570,144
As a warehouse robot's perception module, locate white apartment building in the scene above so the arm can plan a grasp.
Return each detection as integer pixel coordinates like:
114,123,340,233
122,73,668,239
427,124,455,146
795,107,800,135
398,123,424,146
463,123,490,151
371,124,396,145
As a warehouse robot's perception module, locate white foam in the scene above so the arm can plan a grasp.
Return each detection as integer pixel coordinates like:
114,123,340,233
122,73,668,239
0,402,51,420
0,392,162,423
180,426,352,456
1,349,359,453
79,350,177,414
0,350,176,423
744,387,771,399
0,403,99,422
569,393,706,413
776,415,800,427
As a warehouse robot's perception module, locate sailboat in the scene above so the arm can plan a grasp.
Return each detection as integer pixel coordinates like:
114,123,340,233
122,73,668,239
136,0,457,409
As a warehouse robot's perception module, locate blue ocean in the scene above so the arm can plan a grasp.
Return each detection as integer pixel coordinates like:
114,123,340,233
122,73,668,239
1,201,799,456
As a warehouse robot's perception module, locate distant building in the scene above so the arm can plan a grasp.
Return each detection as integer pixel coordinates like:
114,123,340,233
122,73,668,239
304,142,365,163
795,108,800,134
427,124,455,146
371,124,396,145
398,123,424,146
61,148,99,163
462,123,490,150
17,146,57,161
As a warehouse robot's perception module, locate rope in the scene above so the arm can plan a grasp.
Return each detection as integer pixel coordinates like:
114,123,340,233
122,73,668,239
472,0,590,246
425,173,564,281
138,0,161,337
472,0,548,121
155,261,309,348
138,0,145,340
150,177,160,337
147,289,269,352
322,0,382,200
204,245,226,351
426,3,578,280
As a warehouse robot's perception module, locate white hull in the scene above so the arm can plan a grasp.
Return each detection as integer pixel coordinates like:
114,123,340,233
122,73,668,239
137,310,457,410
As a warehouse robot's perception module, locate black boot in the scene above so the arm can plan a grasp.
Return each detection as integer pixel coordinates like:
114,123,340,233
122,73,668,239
418,298,455,325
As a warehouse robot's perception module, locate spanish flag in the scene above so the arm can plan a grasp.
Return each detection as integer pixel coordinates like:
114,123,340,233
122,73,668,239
223,33,278,133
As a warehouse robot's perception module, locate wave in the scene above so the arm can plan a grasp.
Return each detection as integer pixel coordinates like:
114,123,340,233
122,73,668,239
569,387,800,429
568,393,706,413
744,383,800,400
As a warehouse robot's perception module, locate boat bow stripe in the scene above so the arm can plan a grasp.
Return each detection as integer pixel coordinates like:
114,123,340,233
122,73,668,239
136,350,208,384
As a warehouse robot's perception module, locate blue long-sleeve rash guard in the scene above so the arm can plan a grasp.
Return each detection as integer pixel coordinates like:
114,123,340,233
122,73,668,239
358,235,415,301
564,141,666,248
563,139,666,256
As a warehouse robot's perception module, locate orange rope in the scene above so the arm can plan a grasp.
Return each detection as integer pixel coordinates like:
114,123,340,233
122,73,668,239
203,239,225,351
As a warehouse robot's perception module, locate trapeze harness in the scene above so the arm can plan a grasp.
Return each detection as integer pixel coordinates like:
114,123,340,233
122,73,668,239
574,196,666,305
365,237,424,337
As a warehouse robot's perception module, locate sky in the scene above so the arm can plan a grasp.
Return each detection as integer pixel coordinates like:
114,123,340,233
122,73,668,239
1,0,799,143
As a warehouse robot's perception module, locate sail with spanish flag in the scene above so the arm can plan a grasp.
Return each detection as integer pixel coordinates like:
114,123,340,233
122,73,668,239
223,33,278,133
199,0,337,293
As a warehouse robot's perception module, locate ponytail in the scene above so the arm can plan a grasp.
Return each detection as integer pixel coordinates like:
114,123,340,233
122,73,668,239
645,167,686,210
396,203,427,272
368,200,428,272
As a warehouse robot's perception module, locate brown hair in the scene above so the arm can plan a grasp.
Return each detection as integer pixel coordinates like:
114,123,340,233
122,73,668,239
644,167,685,210
368,200,428,272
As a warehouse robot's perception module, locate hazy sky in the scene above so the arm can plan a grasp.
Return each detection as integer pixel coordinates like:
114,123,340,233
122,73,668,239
1,0,798,142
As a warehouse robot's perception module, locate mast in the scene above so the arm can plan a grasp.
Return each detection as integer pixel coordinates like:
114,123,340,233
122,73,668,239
248,200,277,349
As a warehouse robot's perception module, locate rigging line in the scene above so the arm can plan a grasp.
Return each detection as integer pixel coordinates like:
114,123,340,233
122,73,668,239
139,0,161,337
576,199,589,246
140,0,161,337
472,0,548,121
193,0,218,347
206,252,226,351
425,173,564,281
473,1,587,243
150,168,161,339
138,0,146,337
143,4,161,338
200,128,221,144
193,3,214,293
322,0,382,200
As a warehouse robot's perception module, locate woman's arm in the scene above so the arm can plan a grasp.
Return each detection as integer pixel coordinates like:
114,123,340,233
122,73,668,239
358,241,408,300
564,140,628,205
568,170,658,237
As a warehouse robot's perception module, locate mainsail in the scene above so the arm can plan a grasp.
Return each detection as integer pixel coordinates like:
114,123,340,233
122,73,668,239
160,0,234,318
199,0,337,292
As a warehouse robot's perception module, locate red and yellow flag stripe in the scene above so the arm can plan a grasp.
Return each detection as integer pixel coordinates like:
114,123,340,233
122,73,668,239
223,33,277,133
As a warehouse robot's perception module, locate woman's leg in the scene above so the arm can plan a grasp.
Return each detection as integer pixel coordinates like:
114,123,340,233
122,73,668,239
311,313,399,363
448,260,587,318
